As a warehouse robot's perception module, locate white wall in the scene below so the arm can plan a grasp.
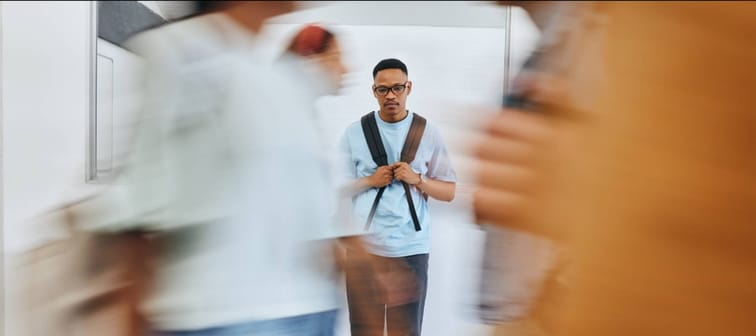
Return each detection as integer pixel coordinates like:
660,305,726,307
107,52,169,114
1,3,165,332
273,1,510,28
0,0,163,251
2,1,96,253
2,2,96,334
89,38,146,183
1,4,5,335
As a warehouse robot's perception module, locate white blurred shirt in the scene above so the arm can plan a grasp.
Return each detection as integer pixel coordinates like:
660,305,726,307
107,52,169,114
73,13,350,330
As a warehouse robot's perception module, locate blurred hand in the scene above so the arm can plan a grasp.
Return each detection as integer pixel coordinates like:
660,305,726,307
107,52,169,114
368,165,394,188
473,72,569,235
474,110,556,229
392,162,421,185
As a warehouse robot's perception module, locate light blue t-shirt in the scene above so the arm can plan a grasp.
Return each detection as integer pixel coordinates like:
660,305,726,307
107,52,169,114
340,111,457,257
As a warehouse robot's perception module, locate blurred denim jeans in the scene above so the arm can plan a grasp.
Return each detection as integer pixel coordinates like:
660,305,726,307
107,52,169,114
154,309,338,336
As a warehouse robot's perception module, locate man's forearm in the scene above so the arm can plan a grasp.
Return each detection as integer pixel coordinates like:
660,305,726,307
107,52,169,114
417,178,456,202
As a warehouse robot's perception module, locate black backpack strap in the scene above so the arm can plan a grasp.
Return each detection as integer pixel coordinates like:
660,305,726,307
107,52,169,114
360,112,427,232
400,113,427,231
361,112,388,167
364,187,386,231
361,112,388,230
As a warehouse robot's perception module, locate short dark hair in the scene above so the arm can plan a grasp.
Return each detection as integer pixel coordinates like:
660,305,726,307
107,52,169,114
372,58,408,78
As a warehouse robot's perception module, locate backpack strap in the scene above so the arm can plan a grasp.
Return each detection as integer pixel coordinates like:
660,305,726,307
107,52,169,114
361,112,388,230
360,112,427,232
400,113,427,164
361,112,388,167
400,113,426,231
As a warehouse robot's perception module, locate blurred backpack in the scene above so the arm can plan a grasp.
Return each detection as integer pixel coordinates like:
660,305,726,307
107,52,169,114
19,204,158,336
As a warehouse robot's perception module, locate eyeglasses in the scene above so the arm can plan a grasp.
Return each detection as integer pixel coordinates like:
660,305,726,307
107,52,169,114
373,82,408,96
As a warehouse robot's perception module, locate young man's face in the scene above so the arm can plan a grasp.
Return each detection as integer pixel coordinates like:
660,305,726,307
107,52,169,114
373,69,411,118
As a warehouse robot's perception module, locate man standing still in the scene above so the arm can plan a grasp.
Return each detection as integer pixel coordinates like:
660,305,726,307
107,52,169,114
339,58,457,336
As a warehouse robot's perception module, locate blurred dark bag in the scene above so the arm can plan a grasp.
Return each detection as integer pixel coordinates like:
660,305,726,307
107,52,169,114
20,206,159,336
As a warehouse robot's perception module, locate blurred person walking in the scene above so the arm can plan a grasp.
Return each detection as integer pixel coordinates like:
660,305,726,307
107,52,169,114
282,23,347,97
475,2,756,336
476,2,590,335
63,2,356,335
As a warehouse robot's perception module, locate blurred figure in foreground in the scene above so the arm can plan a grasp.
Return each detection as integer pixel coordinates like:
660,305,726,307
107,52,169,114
283,23,347,96
476,3,579,336
475,2,756,336
63,1,357,335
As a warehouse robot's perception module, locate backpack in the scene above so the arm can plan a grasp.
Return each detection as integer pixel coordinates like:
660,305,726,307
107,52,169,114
360,111,426,231
19,204,158,336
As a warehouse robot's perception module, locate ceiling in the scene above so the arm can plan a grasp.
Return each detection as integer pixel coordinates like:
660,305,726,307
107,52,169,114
143,1,510,28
